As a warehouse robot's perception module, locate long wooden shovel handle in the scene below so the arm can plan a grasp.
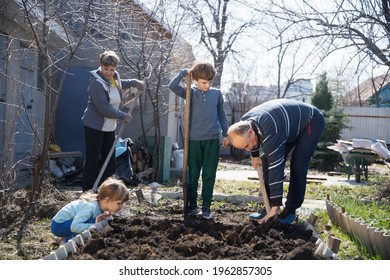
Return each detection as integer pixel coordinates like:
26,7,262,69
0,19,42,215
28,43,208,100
257,166,271,213
92,122,127,193
182,73,191,216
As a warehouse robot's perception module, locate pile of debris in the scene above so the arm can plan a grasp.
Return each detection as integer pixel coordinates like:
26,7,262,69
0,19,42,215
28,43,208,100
328,138,390,160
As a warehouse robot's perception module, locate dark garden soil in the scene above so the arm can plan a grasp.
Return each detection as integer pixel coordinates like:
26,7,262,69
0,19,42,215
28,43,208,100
66,198,329,260
0,158,331,260
2,159,390,260
0,188,328,260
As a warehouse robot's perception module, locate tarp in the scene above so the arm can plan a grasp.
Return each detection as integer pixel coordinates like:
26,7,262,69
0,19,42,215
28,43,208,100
115,138,139,186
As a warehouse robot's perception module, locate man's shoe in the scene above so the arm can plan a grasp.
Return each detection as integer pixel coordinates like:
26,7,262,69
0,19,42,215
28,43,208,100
249,208,267,219
186,205,199,216
200,207,213,220
277,208,296,224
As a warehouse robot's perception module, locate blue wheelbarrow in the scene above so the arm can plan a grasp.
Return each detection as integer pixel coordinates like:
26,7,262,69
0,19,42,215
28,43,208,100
341,149,379,182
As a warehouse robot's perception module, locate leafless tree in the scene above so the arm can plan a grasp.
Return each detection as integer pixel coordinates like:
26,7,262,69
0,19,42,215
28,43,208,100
113,0,193,180
268,21,320,99
174,0,261,88
2,0,194,191
1,0,94,200
263,0,390,102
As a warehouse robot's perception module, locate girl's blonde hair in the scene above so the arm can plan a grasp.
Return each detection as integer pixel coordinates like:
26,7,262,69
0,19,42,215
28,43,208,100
80,176,129,202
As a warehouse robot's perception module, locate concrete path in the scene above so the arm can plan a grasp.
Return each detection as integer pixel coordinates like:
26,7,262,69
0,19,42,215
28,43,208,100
216,166,368,187
214,167,369,214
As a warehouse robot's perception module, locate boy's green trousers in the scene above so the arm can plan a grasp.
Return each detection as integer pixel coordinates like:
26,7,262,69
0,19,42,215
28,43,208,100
187,139,220,208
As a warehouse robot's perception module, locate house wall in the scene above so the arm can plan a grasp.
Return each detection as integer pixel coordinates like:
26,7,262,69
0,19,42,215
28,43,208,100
0,17,45,165
1,1,71,171
54,66,93,154
285,79,313,103
55,50,176,156
341,107,390,145
1,0,194,183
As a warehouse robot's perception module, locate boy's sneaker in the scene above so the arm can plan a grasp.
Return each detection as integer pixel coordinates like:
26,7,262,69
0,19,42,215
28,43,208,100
186,205,199,216
249,208,267,220
277,208,296,224
200,207,213,220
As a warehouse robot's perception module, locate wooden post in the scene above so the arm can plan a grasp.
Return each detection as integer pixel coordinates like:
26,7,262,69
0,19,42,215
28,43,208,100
182,73,191,217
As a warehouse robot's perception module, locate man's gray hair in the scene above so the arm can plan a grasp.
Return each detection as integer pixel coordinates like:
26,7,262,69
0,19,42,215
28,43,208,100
228,121,251,136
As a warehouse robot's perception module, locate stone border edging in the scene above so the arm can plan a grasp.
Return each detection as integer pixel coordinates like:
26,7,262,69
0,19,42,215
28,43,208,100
302,220,339,260
41,216,112,260
326,199,390,259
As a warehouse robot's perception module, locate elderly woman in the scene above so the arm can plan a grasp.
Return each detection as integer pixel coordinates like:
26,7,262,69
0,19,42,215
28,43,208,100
81,50,145,192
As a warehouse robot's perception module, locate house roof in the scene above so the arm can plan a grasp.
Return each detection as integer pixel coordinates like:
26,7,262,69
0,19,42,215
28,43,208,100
344,74,390,105
4,0,70,47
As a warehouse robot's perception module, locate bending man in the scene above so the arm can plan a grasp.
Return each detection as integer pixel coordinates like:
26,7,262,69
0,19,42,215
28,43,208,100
227,99,325,224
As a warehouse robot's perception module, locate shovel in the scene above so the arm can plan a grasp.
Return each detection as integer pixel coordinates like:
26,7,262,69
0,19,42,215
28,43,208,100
182,73,191,217
134,188,162,204
92,88,142,193
257,166,271,214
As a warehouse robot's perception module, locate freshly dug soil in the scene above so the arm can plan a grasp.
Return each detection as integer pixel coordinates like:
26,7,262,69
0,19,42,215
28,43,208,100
67,200,329,260
1,188,328,260
0,177,329,260
2,158,389,260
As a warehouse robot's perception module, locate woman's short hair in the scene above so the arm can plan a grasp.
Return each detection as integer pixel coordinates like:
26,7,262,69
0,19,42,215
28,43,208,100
99,50,120,67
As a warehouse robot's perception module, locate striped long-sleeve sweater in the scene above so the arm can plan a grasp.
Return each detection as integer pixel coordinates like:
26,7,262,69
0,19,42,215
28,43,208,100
241,99,323,206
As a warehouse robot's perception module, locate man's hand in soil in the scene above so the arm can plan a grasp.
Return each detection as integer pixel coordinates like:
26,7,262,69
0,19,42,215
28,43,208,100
258,206,279,224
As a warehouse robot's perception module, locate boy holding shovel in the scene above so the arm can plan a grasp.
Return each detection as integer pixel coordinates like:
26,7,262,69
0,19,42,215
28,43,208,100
227,99,325,224
169,62,229,219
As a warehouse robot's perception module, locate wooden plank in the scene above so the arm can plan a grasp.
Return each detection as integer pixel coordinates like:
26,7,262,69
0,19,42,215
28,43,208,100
306,175,328,181
48,151,83,158
248,175,328,182
306,179,325,184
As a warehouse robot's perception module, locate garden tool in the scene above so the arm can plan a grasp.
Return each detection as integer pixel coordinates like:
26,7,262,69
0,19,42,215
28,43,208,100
92,88,142,193
257,166,271,214
134,188,162,204
182,73,191,217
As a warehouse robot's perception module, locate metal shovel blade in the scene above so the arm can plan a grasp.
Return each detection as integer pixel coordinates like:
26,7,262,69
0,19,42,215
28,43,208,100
135,189,145,203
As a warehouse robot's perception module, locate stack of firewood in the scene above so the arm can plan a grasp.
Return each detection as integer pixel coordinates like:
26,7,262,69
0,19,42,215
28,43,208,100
130,139,153,179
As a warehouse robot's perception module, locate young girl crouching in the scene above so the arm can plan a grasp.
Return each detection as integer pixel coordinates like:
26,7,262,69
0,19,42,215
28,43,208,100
51,176,129,243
